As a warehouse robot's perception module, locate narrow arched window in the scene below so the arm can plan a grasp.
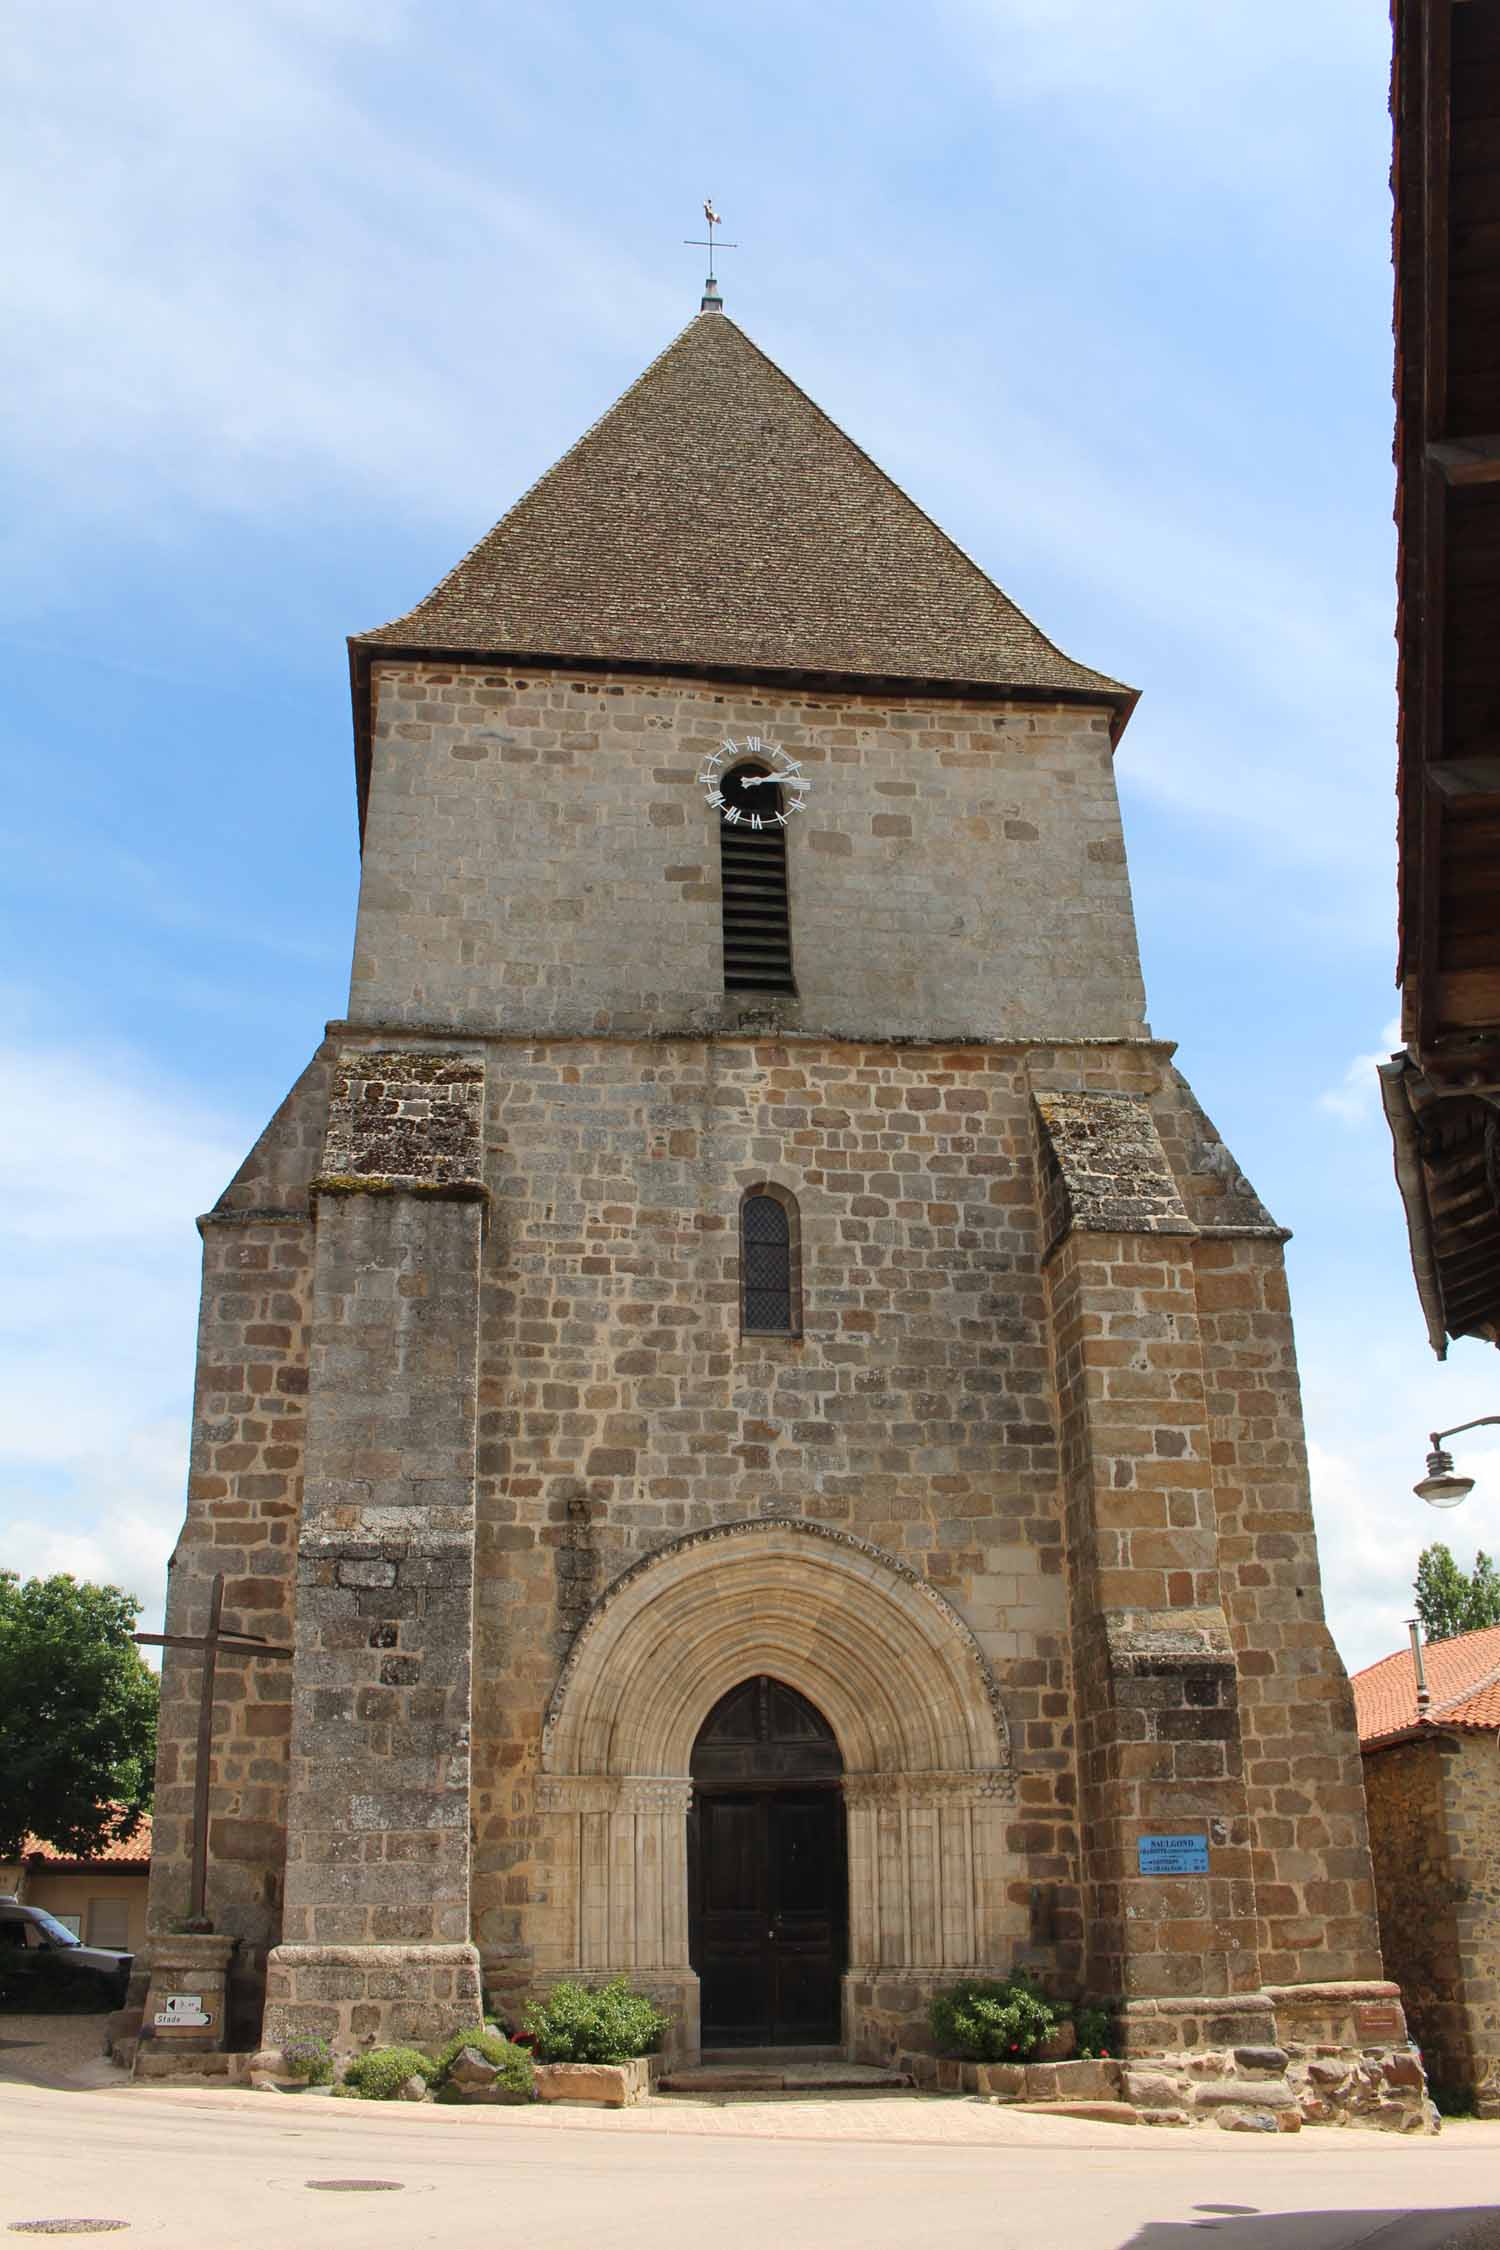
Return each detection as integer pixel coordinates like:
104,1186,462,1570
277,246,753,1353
741,1189,799,1335
719,763,795,994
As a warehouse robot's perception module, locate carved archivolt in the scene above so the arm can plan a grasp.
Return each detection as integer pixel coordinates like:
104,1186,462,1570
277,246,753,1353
542,1514,1013,1786
530,1519,1021,2004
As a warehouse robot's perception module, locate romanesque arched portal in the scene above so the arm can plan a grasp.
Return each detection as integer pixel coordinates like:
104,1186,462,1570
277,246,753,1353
535,1517,1018,2059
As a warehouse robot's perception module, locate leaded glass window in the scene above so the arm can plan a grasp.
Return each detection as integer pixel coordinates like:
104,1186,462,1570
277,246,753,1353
742,1193,793,1333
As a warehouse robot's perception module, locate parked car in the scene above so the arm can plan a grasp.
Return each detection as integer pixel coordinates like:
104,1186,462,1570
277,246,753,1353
0,1896,132,2008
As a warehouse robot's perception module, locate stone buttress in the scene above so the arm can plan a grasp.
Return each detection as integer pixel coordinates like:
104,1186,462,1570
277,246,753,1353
261,1052,487,2048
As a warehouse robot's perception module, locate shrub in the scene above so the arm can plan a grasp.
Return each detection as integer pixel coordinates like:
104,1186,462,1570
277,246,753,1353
340,2044,436,2100
523,1978,670,2064
1070,2002,1118,2060
280,2032,333,2085
929,1975,1058,2063
430,2024,535,2100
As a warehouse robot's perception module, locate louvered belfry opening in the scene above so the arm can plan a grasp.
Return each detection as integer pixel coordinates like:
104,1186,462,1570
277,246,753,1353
719,763,795,994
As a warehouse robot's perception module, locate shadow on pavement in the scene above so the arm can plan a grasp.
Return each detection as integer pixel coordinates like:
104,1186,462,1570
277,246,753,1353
1128,2207,1500,2250
0,2016,126,2091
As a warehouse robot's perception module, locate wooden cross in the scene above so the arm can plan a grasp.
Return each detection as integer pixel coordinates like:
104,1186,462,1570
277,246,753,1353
134,1574,293,1926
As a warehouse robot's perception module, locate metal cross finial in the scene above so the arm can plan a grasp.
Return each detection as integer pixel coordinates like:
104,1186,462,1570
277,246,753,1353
684,198,738,307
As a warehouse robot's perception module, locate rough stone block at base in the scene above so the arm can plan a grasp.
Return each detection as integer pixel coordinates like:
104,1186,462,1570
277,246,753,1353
136,1933,239,2056
534,2057,655,2108
1193,2080,1297,2112
133,2048,256,2085
263,1941,482,2052
1014,2100,1140,2126
1118,1995,1277,2058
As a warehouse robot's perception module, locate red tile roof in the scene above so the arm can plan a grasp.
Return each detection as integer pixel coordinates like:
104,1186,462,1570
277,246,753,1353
16,1814,152,1869
1353,1624,1500,1748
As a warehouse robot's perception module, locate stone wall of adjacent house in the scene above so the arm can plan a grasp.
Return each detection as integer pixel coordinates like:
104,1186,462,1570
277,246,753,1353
1363,1740,1468,2095
1444,1734,1500,2116
348,664,1148,1045
1366,1732,1500,2114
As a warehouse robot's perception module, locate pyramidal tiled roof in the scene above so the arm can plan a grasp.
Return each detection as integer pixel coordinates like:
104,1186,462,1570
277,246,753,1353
353,310,1130,708
1352,1622,1500,1748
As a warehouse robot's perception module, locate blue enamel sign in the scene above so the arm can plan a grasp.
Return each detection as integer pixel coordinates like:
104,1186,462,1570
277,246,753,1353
1137,1833,1209,1876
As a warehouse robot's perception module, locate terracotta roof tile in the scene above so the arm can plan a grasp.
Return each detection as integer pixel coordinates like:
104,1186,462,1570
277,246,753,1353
1352,1624,1500,1747
354,310,1131,707
18,1813,152,1868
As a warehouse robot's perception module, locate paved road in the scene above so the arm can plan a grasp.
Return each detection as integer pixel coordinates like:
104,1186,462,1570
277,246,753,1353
3,2075,1500,2250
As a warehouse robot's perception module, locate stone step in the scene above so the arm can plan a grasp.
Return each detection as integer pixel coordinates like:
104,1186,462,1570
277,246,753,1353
1012,2100,1142,2126
658,2063,912,2095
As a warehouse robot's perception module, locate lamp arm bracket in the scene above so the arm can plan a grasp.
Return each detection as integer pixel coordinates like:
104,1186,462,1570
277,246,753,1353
1431,1416,1500,1449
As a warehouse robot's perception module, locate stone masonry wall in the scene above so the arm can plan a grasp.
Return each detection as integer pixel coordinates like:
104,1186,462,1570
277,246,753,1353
1043,1219,1260,2007
1195,1237,1383,1989
144,1055,329,2033
149,1002,1386,2080
264,1051,487,2050
1365,1734,1500,2113
1444,1734,1500,2116
348,665,1147,1044
461,1031,1084,2015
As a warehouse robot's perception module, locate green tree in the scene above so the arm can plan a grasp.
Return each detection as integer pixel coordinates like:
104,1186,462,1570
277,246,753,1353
0,1573,158,1861
1414,1544,1500,1644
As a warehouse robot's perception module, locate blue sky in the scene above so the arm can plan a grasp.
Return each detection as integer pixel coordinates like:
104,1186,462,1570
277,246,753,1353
4,0,1496,1672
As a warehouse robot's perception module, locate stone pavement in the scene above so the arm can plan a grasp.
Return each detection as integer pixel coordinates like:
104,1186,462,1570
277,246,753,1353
0,2012,121,2091
3,2072,1500,2249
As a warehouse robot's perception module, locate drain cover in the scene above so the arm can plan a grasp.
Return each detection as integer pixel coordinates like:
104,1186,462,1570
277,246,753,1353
8,2227,130,2237
304,2180,404,2194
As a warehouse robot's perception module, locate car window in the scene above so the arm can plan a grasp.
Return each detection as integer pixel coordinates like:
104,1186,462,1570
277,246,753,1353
28,1909,81,1948
0,1919,26,1951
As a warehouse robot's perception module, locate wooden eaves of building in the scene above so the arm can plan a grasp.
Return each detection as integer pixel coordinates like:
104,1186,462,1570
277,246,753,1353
1382,0,1500,1354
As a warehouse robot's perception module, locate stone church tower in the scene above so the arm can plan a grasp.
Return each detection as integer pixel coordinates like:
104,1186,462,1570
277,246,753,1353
144,296,1410,2105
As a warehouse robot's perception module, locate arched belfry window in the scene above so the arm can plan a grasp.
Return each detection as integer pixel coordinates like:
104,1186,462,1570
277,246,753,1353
741,1187,800,1336
719,764,796,995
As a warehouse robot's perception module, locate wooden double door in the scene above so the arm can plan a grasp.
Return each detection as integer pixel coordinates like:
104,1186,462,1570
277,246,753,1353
688,1677,847,2049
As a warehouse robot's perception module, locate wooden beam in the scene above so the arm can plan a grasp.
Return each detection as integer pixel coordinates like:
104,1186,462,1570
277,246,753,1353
1426,755,1500,796
1428,434,1500,483
1413,0,1456,1055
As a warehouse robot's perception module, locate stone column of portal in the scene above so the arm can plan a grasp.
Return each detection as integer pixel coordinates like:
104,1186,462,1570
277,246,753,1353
263,1052,487,2055
1036,1093,1271,2058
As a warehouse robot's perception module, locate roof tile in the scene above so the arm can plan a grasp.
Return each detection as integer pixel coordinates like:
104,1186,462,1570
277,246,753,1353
16,1813,152,1868
355,310,1130,705
1353,1623,1500,1746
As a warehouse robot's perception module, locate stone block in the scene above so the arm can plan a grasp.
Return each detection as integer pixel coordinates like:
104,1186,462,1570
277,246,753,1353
448,2045,499,2090
975,2063,1028,2098
534,2058,651,2108
1122,2069,1183,2110
1234,2046,1288,2075
1194,2080,1296,2111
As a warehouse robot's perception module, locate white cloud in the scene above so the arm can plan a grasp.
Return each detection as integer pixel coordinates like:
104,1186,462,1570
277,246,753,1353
945,0,1378,192
0,1019,250,1637
1318,1017,1404,1124
0,0,683,551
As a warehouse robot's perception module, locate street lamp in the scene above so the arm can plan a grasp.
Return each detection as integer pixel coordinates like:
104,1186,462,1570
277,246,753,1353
1415,1416,1500,1508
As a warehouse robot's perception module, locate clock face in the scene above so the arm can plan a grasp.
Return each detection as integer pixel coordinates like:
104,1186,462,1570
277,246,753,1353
695,736,811,828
